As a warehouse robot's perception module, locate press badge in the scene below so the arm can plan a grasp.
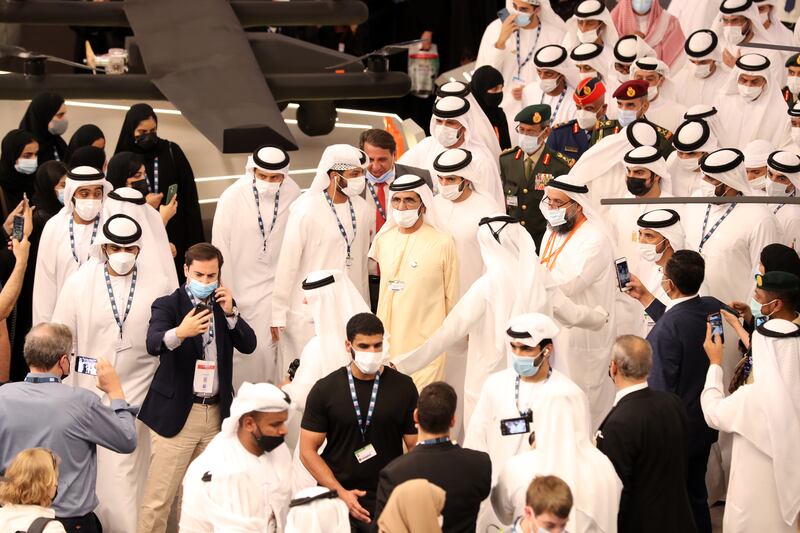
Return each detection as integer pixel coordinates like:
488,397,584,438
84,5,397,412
388,280,405,292
193,360,216,395
354,443,377,463
506,196,519,207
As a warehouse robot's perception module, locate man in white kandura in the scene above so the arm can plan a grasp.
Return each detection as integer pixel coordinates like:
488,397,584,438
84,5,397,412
213,145,301,387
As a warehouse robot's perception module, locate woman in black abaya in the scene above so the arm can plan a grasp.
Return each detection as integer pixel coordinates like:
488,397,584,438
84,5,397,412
65,124,105,164
471,65,511,150
18,92,68,164
0,129,39,221
115,103,204,276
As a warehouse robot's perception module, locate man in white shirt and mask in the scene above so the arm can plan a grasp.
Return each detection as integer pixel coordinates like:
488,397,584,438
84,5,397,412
213,146,301,387
743,139,774,195
464,313,584,532
630,56,686,132
674,30,730,108
53,213,173,533
754,0,794,46
711,0,780,69
538,175,617,429
716,53,790,148
702,317,800,532
522,45,579,127
477,0,567,136
569,43,609,84
562,0,619,52
666,119,720,197
786,102,800,150
180,382,292,533
33,165,111,324
765,150,800,249
271,144,373,372
606,34,657,98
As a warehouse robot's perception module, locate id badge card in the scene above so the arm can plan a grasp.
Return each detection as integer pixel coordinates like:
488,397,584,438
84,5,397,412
354,443,377,463
345,253,353,270
116,335,132,352
388,280,405,292
193,360,217,395
506,195,519,207
512,75,525,86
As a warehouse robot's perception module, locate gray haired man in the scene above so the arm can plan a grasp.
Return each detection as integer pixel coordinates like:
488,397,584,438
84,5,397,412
0,322,138,533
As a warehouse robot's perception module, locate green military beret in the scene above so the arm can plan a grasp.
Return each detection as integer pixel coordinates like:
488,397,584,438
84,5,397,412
515,104,551,125
786,53,800,68
755,270,800,292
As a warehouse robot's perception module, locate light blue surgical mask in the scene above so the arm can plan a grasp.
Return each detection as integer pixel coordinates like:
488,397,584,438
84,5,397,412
750,297,777,322
188,278,218,300
56,188,65,205
515,12,531,26
512,353,541,377
367,168,395,184
617,109,638,127
15,158,38,175
631,0,653,14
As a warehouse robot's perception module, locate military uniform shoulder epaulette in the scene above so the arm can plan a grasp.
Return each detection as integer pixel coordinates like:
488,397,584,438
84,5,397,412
500,147,518,156
554,151,576,168
597,119,618,128
655,125,673,139
552,119,576,130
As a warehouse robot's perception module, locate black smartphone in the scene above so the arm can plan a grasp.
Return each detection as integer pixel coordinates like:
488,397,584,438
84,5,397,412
165,183,178,204
287,358,301,381
615,257,631,291
194,302,211,316
708,312,724,343
497,7,510,21
500,416,530,436
74,355,97,376
12,215,24,241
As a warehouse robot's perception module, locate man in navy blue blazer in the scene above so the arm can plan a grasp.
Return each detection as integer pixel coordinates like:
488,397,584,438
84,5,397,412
625,249,720,533
137,243,257,533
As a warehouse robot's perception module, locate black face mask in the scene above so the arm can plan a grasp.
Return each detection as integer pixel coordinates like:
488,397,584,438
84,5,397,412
625,176,653,197
252,428,284,454
485,92,503,108
130,177,150,196
135,132,158,152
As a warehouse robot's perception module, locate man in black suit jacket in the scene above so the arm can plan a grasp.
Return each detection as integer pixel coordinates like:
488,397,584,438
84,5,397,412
373,382,491,533
625,250,719,533
597,335,697,533
137,243,257,533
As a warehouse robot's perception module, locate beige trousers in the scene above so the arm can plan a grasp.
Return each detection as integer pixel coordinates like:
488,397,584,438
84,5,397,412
137,403,220,533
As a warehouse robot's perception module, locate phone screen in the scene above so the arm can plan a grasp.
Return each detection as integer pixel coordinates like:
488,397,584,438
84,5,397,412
502,418,529,435
75,356,98,376
708,313,724,343
12,215,24,241
615,259,631,290
497,7,510,21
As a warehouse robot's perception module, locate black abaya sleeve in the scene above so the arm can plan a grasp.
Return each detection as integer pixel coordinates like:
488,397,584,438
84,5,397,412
168,141,205,251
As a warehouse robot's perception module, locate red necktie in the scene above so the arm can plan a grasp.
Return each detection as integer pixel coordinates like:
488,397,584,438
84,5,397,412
375,182,387,233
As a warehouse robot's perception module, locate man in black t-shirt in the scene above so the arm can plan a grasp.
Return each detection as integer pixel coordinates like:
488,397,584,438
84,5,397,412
299,312,418,533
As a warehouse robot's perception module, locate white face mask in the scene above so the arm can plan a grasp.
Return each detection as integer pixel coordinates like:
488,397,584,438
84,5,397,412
791,126,800,145
539,77,559,94
616,67,631,83
698,179,718,197
439,181,463,201
749,175,767,192
73,198,102,221
638,239,665,262
647,85,658,101
107,251,136,275
576,109,598,130
738,83,762,101
434,124,461,147
339,175,366,197
541,205,568,227
519,133,541,154
691,62,713,79
579,68,599,80
392,207,420,228
353,350,383,374
724,24,746,46
15,157,38,175
577,28,598,43
788,76,800,95
766,178,793,197
760,10,769,25
254,179,281,197
677,155,701,171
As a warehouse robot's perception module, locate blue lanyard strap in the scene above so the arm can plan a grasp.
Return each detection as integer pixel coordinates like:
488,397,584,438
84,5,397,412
366,182,387,222
252,180,281,252
347,366,380,441
69,217,100,264
323,190,357,261
515,25,541,76
25,376,60,383
699,203,736,253
541,88,567,121
417,436,451,446
149,156,160,194
184,287,215,350
514,369,551,418
774,191,794,214
103,264,138,338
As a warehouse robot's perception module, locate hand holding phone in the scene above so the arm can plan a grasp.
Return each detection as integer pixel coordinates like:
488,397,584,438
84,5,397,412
615,258,631,291
165,183,178,205
12,215,24,242
75,355,98,376
708,312,724,343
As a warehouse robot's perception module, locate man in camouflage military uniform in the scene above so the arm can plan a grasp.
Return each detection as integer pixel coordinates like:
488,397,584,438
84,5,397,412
548,77,618,161
499,103,574,251
782,52,800,109
609,79,674,157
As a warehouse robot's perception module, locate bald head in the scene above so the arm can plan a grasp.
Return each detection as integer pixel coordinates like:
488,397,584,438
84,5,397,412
611,335,652,381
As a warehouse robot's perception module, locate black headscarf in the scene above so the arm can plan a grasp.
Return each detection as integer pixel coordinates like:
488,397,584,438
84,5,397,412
470,65,511,150
68,146,107,172
0,129,38,216
115,103,158,155
33,160,67,220
66,124,105,163
761,243,800,277
18,92,67,163
106,151,144,189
